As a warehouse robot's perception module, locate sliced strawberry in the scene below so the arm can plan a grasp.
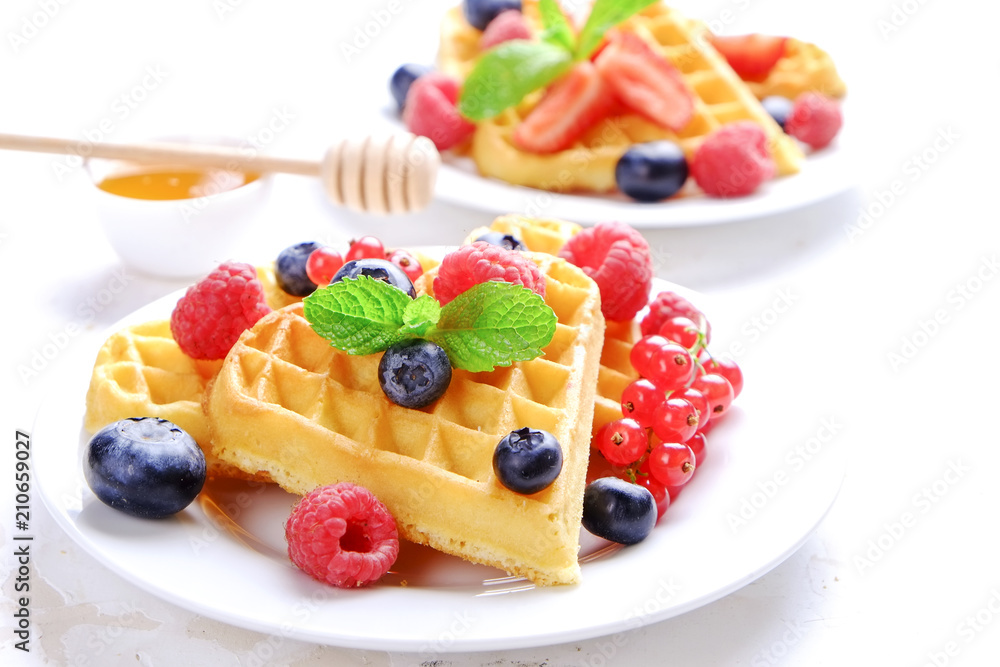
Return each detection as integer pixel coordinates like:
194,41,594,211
594,30,694,133
707,34,788,80
513,61,615,154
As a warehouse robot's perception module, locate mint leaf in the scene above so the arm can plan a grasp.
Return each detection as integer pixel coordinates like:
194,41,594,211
539,0,576,52
458,40,573,121
428,282,557,373
575,0,658,59
303,276,410,355
401,295,441,338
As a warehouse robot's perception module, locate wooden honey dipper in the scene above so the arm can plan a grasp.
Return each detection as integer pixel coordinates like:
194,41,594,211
0,131,440,214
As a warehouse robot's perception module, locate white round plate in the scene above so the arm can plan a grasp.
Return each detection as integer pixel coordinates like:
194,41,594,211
375,97,854,227
33,282,843,653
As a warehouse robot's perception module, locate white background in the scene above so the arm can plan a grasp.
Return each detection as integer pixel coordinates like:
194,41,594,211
2,0,999,665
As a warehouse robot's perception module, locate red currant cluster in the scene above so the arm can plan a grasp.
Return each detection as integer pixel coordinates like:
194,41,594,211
595,291,743,519
305,236,424,287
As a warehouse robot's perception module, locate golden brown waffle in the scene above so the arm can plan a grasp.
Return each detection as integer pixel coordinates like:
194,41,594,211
206,253,605,585
744,38,847,101
83,266,296,481
439,2,802,193
466,215,639,436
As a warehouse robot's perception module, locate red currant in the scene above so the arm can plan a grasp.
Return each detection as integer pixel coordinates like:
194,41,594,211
595,418,648,466
633,470,669,520
691,373,734,421
686,432,707,466
345,236,385,262
677,387,710,433
648,441,696,489
386,249,424,283
700,355,743,398
652,397,699,443
620,378,663,428
644,343,695,392
305,246,345,286
657,316,703,351
629,334,670,375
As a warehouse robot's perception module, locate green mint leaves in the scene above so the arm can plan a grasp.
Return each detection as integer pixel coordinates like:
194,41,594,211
458,41,573,121
456,0,658,121
303,277,557,373
576,0,658,60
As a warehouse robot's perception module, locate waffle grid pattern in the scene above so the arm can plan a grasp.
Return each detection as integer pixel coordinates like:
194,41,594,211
208,253,605,584
439,1,802,192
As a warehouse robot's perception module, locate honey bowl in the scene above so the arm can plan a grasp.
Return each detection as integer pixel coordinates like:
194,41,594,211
86,137,271,279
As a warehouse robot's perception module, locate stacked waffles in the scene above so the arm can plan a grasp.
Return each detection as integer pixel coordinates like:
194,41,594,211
83,220,632,585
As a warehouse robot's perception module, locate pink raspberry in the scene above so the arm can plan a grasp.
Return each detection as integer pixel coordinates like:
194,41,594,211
785,92,843,150
433,241,546,305
480,10,532,50
403,72,476,151
169,261,271,360
558,221,653,322
285,483,399,588
641,291,704,336
691,122,775,197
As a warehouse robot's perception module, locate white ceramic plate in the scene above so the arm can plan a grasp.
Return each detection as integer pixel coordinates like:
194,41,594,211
33,282,843,652
377,99,854,227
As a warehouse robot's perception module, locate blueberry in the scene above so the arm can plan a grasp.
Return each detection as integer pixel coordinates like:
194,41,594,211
615,141,689,203
493,427,562,495
582,477,657,545
331,258,417,299
474,231,526,252
276,241,321,297
390,63,432,112
83,418,206,519
463,0,521,31
378,339,452,408
761,95,794,131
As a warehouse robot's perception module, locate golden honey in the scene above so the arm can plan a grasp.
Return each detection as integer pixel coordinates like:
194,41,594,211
97,168,260,201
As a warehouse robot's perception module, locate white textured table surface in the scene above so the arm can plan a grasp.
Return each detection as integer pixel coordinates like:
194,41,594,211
3,0,999,665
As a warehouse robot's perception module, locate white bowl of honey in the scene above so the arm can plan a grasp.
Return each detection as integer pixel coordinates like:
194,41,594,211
87,139,271,279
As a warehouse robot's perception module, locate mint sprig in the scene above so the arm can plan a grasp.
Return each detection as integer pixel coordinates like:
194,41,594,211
457,0,658,121
458,41,573,122
303,278,557,372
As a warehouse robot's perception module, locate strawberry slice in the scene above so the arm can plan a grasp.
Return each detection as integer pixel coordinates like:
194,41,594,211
594,30,694,133
707,34,788,79
513,61,615,154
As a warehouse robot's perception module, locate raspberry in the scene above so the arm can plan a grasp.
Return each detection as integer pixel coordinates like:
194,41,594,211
284,483,399,588
558,221,652,321
433,241,546,305
403,72,475,151
641,290,704,336
480,10,531,50
690,121,775,197
169,261,271,360
785,92,843,150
